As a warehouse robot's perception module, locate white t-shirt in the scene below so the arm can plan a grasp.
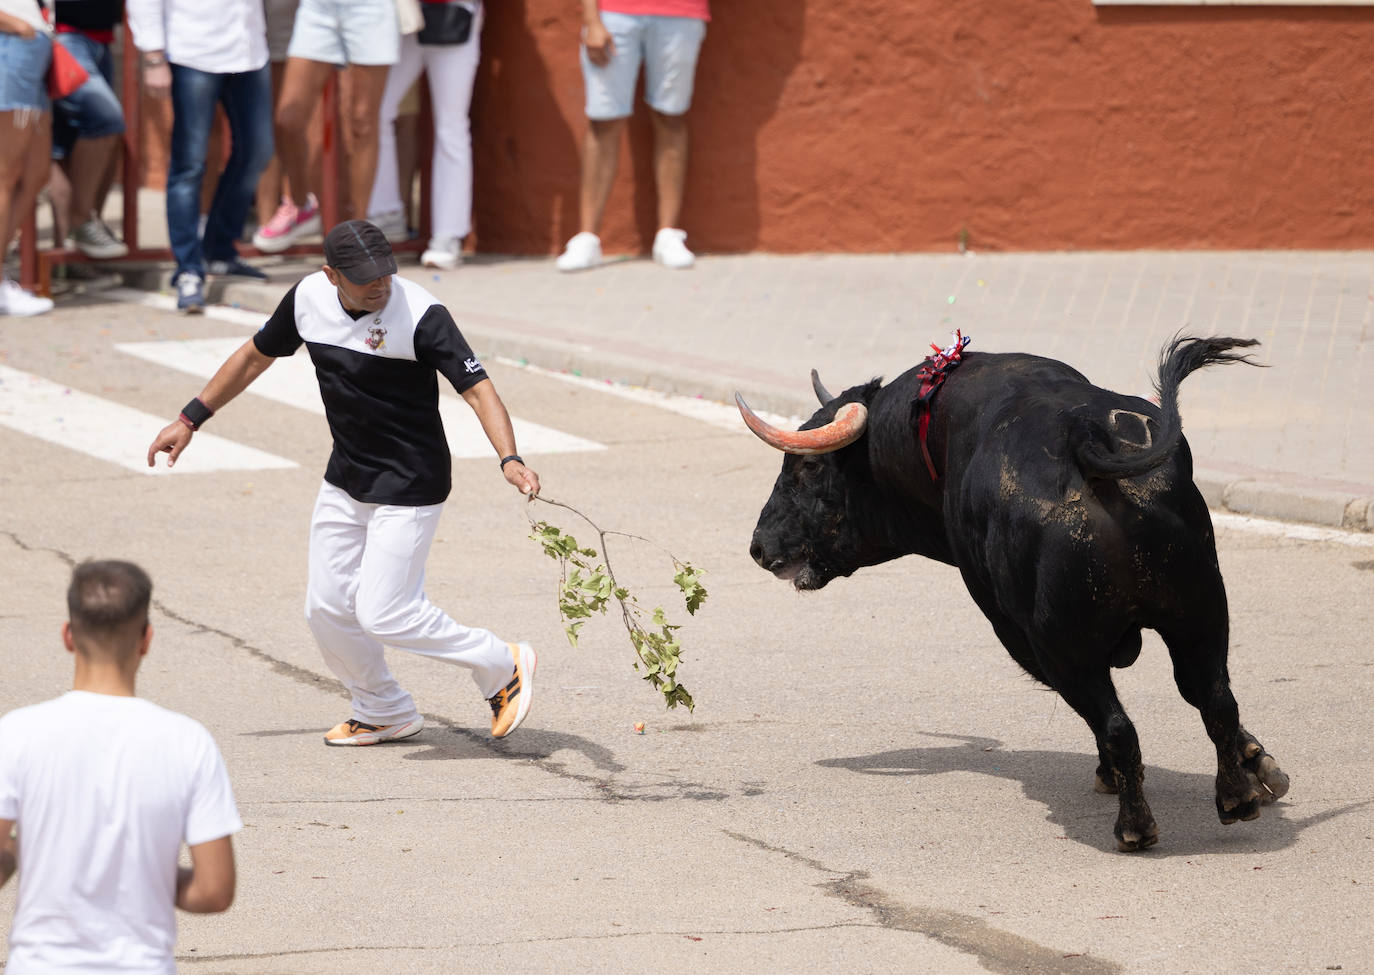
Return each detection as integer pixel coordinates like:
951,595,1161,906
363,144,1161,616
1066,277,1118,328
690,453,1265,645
0,691,242,975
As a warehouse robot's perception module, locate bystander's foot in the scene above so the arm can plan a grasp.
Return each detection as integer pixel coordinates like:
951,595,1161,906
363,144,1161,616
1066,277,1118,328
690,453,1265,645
174,271,204,314
70,212,129,259
207,258,269,280
652,227,694,269
421,235,462,270
253,194,321,253
556,231,602,272
0,278,54,317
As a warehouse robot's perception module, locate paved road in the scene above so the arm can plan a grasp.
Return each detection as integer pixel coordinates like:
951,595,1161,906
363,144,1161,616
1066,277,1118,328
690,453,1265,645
1,296,1372,972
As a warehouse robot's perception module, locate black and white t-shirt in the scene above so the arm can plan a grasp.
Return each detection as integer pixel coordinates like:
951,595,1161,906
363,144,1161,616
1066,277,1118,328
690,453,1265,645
253,271,489,506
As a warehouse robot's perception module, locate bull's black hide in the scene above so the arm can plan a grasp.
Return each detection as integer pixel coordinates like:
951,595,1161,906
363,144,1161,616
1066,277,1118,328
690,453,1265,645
739,336,1289,851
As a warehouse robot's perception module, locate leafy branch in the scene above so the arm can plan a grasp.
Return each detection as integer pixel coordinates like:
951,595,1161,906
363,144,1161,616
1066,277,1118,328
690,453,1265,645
527,496,706,712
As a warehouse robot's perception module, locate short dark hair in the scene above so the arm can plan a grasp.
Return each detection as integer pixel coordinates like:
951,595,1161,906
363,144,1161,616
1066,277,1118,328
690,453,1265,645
67,560,152,648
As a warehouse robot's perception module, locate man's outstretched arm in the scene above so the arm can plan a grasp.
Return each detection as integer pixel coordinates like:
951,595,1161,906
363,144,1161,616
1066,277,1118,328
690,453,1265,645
146,339,276,468
460,379,541,497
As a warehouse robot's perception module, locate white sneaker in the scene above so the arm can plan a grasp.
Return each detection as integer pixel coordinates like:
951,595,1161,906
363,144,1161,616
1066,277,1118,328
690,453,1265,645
421,235,461,270
368,209,409,243
652,227,694,269
556,231,602,272
0,278,54,316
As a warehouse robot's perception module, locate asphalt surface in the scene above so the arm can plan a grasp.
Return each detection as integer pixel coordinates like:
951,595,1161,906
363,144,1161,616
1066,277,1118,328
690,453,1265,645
1,234,1371,973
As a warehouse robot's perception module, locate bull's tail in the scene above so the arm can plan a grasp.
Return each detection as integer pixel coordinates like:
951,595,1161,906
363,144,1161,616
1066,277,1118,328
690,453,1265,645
1075,335,1262,480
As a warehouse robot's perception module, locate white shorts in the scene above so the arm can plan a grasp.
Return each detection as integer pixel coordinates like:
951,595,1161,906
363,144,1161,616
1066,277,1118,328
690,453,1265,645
286,0,400,66
581,11,705,120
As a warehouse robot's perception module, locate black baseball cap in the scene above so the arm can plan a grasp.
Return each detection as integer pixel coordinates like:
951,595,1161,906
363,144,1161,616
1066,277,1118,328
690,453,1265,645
323,220,398,285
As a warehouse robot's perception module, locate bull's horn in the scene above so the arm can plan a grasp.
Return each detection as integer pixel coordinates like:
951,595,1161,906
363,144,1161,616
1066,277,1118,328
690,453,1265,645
810,369,834,405
735,393,868,455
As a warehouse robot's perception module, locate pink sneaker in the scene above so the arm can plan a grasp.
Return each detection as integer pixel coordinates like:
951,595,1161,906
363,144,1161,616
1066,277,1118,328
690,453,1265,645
252,194,321,253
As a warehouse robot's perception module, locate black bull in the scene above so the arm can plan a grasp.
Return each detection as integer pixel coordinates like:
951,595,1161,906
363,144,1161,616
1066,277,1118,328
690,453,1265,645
737,335,1289,851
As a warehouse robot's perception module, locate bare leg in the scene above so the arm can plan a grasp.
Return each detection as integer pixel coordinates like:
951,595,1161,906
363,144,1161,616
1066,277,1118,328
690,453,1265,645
650,109,688,229
65,133,118,225
46,160,73,243
577,117,626,235
0,110,51,255
394,110,417,227
93,134,118,215
342,63,389,221
255,60,288,225
274,57,336,207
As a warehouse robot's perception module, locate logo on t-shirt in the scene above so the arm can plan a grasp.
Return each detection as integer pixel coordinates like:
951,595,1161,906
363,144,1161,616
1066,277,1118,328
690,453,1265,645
366,326,387,351
464,356,482,374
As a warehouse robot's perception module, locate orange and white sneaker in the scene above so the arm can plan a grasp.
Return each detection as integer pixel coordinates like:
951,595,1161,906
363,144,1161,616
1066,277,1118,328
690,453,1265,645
323,715,424,746
488,643,536,738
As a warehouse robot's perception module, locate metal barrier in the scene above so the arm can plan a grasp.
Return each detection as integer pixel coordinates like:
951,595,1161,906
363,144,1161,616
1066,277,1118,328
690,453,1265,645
20,23,432,296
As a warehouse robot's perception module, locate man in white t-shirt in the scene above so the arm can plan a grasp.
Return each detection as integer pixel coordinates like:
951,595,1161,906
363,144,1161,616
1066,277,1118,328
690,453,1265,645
0,560,241,975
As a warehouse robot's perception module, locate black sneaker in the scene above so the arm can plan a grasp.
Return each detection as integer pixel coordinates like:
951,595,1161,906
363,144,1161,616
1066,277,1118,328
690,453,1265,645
206,258,268,280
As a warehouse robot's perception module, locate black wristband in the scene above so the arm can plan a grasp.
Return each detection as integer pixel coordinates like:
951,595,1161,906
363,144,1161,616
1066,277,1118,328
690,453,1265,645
499,454,523,470
179,397,214,430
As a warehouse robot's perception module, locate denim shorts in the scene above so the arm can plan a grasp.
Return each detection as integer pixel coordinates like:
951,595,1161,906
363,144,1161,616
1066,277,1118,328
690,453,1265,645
0,32,52,113
51,32,126,160
581,11,705,120
286,0,399,66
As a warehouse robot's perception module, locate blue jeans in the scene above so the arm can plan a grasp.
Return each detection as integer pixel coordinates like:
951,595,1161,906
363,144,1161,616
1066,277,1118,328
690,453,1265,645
168,62,274,278
0,32,51,112
52,32,126,161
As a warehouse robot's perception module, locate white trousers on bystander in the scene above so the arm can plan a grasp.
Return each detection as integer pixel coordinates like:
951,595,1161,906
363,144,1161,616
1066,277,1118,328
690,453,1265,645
369,14,483,242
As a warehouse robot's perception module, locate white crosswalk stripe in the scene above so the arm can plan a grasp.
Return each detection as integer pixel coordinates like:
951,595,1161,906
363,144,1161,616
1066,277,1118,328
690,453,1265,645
115,338,607,459
0,364,297,474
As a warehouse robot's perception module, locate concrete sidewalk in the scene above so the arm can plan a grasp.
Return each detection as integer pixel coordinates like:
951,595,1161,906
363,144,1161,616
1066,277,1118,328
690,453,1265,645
63,193,1369,532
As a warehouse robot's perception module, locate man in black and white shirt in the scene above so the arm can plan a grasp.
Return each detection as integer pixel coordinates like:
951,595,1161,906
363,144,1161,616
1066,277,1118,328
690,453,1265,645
147,220,541,744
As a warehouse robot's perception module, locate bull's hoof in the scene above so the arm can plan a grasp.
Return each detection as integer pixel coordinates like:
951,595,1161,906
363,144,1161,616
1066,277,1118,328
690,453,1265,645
1115,824,1160,852
1243,742,1290,802
1217,790,1263,825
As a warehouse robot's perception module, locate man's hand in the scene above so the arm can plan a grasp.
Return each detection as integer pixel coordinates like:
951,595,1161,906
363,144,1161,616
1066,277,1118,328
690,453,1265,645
143,61,171,99
583,18,614,67
148,419,194,468
503,459,540,497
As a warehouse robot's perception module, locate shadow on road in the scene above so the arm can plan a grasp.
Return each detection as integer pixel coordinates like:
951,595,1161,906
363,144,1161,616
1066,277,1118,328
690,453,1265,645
818,731,1364,856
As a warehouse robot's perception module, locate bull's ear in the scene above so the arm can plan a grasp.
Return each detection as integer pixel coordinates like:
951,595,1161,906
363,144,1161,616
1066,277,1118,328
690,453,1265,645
736,393,868,455
810,369,834,405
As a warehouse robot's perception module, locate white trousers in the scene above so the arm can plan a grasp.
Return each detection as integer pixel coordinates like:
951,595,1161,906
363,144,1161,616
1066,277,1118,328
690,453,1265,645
304,480,513,724
368,15,483,241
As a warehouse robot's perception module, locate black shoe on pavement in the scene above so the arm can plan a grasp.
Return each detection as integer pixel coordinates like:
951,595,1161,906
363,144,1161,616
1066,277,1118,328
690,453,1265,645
206,258,268,280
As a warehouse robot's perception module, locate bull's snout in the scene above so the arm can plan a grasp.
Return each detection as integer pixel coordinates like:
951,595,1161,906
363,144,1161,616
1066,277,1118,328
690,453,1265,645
751,533,798,578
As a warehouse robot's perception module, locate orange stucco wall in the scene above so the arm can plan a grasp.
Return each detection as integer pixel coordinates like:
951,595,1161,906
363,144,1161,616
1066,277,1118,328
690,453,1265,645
470,0,1374,254
137,1,1374,254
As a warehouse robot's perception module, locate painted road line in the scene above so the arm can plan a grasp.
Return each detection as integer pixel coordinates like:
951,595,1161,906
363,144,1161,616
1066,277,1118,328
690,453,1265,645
116,338,607,459
103,287,267,328
0,365,297,475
